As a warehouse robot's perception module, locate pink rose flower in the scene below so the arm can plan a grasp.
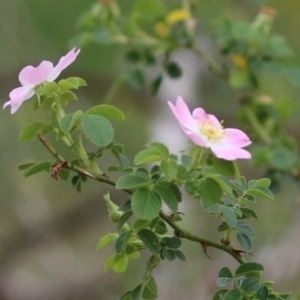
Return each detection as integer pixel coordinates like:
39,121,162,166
3,48,80,114
168,96,252,161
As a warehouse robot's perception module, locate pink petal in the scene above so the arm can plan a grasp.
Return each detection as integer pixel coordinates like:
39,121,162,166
192,108,221,126
19,61,54,86
47,48,80,82
223,128,252,147
179,125,207,147
4,86,34,114
210,144,251,160
168,96,197,131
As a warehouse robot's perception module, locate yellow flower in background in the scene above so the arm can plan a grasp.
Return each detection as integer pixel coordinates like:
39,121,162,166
232,54,248,71
154,21,171,38
165,9,190,25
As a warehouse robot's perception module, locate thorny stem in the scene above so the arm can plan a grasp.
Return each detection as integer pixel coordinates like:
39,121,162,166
159,211,246,264
37,134,114,186
38,133,247,265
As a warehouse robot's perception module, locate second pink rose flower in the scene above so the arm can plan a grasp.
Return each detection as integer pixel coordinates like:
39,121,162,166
168,97,252,161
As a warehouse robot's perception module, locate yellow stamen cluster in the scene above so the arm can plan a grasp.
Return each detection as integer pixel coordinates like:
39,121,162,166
197,121,225,141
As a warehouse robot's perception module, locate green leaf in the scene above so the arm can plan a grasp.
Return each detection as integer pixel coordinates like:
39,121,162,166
115,230,133,254
229,69,249,90
81,115,114,147
134,150,163,165
152,75,163,95
23,162,51,178
117,211,133,230
256,286,268,300
85,104,125,120
40,97,55,110
113,254,129,273
125,49,142,64
116,173,152,190
212,289,229,300
200,178,222,212
59,110,83,133
235,221,255,237
246,186,273,200
137,229,161,255
240,208,258,219
268,147,299,171
40,123,54,135
223,289,243,300
248,178,271,188
174,250,186,261
104,254,129,273
231,177,247,191
161,236,181,249
134,0,166,16
153,219,168,235
148,142,169,158
286,66,300,87
165,61,182,78
40,82,58,94
213,158,236,177
241,277,261,293
120,291,132,300
18,163,35,171
133,219,152,231
142,276,158,300
184,179,201,197
58,77,87,89
160,159,178,179
235,262,264,276
96,233,119,250
236,232,252,252
103,254,115,272
181,154,193,167
128,69,145,89
161,249,176,261
132,284,142,300
19,122,45,142
60,90,78,103
221,206,237,228
154,181,180,213
217,267,233,287
132,189,162,220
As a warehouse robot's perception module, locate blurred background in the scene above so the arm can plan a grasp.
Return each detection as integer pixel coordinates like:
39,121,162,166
0,0,300,299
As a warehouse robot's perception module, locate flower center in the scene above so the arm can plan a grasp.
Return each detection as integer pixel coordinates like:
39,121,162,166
197,121,225,142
